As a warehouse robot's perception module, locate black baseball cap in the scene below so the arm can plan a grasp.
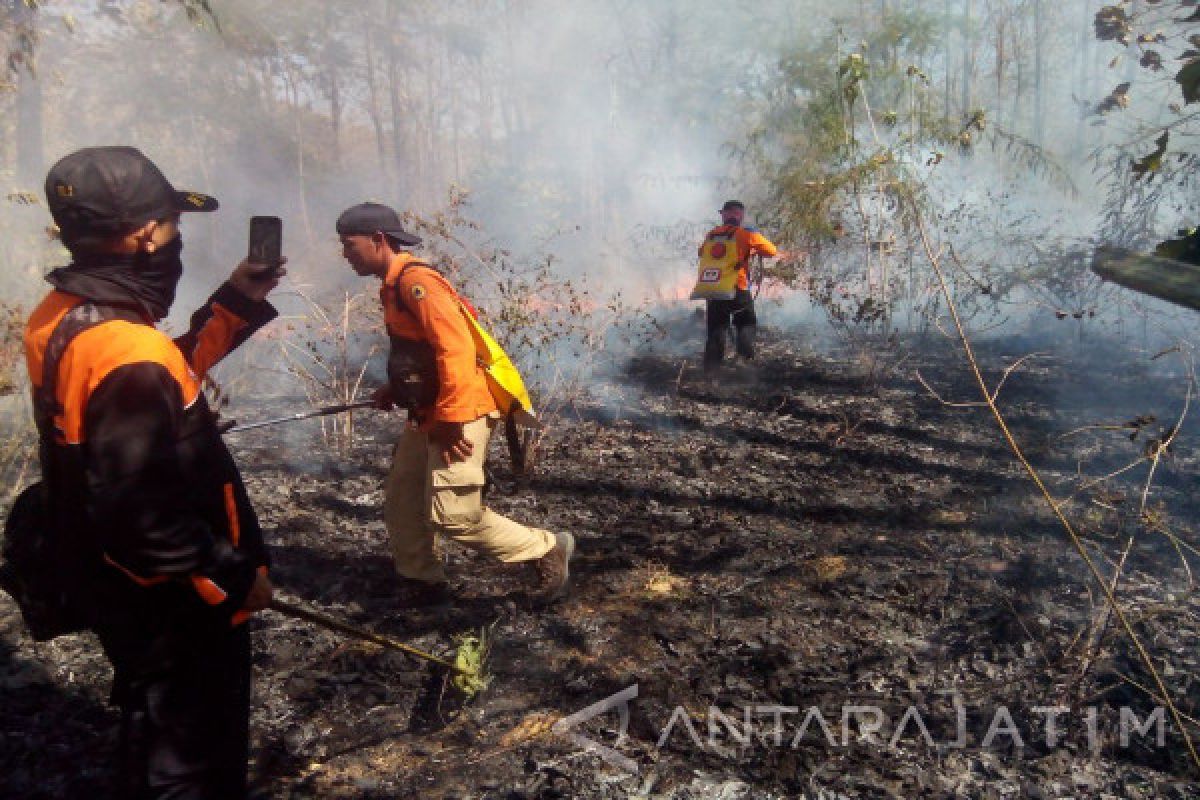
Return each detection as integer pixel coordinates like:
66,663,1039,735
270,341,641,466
335,202,422,247
45,146,217,239
721,200,745,211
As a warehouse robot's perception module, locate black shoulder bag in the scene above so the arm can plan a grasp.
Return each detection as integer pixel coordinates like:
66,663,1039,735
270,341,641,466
0,302,142,640
386,261,441,411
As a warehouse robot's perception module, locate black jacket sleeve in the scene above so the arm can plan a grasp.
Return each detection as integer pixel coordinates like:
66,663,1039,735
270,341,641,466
83,361,258,617
175,282,278,373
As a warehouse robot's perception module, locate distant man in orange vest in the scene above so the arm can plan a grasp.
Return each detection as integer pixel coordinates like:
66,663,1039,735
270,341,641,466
336,203,575,608
700,200,778,369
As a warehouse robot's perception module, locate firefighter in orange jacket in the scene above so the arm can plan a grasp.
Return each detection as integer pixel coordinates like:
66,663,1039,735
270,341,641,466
24,147,282,798
700,200,778,369
336,203,574,608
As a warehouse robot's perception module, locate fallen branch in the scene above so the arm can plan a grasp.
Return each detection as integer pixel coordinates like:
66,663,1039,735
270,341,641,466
916,352,1045,408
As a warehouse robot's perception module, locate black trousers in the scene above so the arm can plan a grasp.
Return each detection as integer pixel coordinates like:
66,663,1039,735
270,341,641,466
704,289,757,368
95,595,252,800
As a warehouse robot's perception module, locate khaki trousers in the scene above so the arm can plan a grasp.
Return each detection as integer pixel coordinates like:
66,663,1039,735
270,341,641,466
384,413,556,583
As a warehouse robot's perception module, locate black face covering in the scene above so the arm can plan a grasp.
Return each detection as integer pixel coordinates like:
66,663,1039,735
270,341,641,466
47,236,185,321
130,235,185,317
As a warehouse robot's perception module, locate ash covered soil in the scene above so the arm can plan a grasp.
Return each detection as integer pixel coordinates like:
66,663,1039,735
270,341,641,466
4,325,1200,799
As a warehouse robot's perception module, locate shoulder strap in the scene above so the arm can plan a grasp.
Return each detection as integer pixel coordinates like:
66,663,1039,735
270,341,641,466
389,259,435,316
36,303,145,426
390,260,482,322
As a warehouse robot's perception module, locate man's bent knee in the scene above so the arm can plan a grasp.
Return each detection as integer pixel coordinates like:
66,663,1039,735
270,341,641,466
430,485,485,533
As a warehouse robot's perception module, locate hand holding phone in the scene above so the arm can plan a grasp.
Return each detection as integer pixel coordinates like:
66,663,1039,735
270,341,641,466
230,216,287,301
248,216,283,280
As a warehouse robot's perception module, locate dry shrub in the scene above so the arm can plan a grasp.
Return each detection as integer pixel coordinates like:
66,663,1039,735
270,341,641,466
398,191,660,462
0,302,25,397
275,288,383,454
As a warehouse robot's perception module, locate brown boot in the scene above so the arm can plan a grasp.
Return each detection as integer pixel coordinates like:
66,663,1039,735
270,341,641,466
532,532,575,606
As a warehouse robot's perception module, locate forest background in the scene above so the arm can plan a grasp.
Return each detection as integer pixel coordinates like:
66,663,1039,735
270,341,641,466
0,0,1197,438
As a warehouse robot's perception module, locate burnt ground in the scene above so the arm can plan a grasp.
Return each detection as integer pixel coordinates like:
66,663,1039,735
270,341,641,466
3,322,1200,799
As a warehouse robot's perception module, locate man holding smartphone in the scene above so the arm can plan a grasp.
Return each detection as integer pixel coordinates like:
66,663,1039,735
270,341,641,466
336,202,575,609
24,146,283,798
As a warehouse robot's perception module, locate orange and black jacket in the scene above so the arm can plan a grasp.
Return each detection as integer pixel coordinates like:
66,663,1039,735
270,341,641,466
23,272,275,623
699,224,779,291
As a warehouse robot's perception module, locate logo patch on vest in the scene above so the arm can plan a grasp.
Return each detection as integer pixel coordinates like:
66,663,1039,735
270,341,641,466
690,231,743,301
411,285,427,301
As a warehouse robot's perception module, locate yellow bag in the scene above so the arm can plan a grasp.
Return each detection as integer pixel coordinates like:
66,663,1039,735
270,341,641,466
458,302,541,429
690,230,741,300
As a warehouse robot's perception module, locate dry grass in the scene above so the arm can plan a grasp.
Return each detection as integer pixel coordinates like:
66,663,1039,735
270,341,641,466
642,561,689,597
275,289,382,454
0,302,26,398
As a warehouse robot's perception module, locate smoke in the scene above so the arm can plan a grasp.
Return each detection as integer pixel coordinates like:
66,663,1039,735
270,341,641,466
2,0,1196,396
0,2,787,350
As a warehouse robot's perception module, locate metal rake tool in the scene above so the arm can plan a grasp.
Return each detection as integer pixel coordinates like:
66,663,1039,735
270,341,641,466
224,401,376,434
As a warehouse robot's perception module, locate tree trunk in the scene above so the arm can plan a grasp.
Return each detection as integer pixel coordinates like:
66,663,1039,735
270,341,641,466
363,17,393,192
325,9,342,167
450,50,462,185
1011,22,1023,125
283,65,316,251
14,63,43,186
1033,0,1045,144
9,0,42,187
943,0,953,113
1073,0,1094,156
386,1,410,200
1124,0,1140,83
960,0,972,113
994,15,1006,99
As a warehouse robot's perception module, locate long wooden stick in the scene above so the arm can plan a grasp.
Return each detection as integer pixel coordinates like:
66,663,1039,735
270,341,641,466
269,597,471,676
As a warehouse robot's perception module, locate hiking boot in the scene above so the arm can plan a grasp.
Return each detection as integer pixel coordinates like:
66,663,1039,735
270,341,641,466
396,578,451,609
531,532,575,606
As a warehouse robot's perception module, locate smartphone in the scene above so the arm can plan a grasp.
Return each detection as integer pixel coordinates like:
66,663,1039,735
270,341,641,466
247,216,283,279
